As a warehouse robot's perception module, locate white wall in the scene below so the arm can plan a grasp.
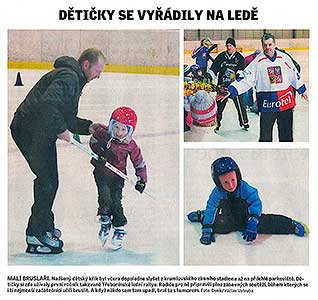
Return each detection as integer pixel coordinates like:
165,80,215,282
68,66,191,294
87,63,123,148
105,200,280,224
8,30,179,66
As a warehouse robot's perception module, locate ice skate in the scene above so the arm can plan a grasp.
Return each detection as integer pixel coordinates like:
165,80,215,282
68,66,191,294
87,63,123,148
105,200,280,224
51,227,62,238
184,124,191,132
98,215,112,247
239,121,249,131
111,226,126,250
26,232,63,254
292,220,309,237
214,122,221,133
242,124,249,131
187,210,205,223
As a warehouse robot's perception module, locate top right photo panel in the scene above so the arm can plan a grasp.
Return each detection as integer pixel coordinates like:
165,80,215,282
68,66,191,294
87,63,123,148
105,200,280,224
184,29,309,142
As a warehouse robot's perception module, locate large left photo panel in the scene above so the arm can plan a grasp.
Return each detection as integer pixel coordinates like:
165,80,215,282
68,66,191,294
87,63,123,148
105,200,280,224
8,29,179,265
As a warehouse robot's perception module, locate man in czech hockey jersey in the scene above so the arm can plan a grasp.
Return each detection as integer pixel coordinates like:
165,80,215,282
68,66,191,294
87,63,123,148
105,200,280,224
226,33,308,142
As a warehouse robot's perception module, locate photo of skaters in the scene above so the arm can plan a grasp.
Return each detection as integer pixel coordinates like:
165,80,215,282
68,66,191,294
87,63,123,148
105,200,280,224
184,149,309,265
8,30,179,265
184,29,309,142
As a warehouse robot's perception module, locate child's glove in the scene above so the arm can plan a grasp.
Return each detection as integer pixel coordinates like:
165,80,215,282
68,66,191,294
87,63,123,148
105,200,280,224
242,216,259,242
135,178,146,194
96,155,107,166
200,227,215,245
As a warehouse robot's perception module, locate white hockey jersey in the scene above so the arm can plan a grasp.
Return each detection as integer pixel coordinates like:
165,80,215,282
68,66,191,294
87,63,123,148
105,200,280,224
228,50,306,113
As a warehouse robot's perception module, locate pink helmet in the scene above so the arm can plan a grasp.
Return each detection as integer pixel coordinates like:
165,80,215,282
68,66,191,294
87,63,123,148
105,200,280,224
109,106,137,137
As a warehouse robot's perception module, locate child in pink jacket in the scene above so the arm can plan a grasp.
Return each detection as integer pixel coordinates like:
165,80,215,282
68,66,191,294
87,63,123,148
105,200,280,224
89,106,147,250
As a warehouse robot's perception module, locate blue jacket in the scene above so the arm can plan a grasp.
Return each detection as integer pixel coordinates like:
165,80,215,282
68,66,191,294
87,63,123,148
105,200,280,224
191,46,214,69
202,180,262,227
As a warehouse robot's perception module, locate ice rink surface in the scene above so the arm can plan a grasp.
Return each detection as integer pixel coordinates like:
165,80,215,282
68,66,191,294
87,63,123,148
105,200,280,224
8,70,179,265
184,149,309,265
184,50,309,142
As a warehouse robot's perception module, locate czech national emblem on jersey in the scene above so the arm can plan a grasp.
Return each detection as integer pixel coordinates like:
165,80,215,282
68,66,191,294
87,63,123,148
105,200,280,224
267,66,283,84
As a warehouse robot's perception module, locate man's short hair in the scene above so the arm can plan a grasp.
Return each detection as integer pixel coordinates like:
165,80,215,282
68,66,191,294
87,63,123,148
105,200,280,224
78,48,106,65
261,33,276,43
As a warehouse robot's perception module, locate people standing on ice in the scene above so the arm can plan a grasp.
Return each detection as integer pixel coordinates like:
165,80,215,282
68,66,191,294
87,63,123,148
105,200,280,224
221,33,308,142
187,157,309,245
191,37,217,73
89,107,147,250
10,48,105,254
206,37,249,132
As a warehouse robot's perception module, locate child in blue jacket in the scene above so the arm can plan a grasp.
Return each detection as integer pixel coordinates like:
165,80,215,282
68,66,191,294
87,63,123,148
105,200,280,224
187,157,309,244
191,38,217,73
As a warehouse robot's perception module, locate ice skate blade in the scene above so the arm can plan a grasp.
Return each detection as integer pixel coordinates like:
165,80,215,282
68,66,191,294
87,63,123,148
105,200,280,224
111,240,123,251
26,244,63,254
112,245,123,251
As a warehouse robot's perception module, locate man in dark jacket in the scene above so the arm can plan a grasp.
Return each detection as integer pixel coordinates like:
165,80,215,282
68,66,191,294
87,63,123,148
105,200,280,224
10,48,105,254
207,38,249,132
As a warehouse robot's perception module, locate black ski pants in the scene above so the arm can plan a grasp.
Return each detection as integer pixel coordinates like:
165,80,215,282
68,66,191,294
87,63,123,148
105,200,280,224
10,112,59,236
93,170,127,227
216,94,248,127
203,197,295,235
259,108,293,142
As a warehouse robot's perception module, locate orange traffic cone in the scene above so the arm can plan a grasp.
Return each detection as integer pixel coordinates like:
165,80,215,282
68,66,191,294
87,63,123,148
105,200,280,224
14,72,24,86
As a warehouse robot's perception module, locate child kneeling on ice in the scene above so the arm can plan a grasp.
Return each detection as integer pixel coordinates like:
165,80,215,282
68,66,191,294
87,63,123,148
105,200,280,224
187,157,309,244
89,107,147,250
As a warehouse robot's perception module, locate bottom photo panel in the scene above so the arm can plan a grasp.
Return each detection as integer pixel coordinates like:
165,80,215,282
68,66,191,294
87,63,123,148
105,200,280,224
184,148,309,265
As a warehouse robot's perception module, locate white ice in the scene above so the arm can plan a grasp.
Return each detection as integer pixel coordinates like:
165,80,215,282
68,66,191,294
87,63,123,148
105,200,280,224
184,50,309,142
184,149,309,265
8,70,179,265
